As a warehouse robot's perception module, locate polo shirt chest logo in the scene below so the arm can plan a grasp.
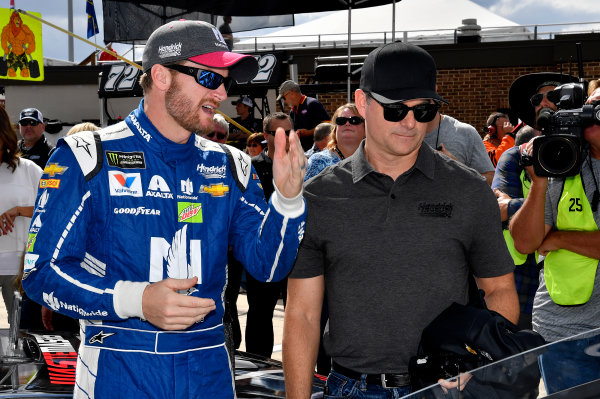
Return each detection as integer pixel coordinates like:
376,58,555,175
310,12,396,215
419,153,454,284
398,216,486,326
418,202,453,218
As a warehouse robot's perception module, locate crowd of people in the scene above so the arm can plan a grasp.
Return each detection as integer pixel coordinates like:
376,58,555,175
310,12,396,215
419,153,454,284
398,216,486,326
0,18,599,399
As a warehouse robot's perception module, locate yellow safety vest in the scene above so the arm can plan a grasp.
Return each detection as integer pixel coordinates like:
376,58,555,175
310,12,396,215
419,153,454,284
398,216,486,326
503,170,532,265
544,174,599,305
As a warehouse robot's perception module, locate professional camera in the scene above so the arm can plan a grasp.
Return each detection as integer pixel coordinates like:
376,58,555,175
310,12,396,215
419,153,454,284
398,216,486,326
530,82,600,177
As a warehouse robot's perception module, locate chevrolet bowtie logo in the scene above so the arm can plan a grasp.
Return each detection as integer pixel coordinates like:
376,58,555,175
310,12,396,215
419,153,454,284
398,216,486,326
89,330,115,344
43,163,69,177
201,183,229,197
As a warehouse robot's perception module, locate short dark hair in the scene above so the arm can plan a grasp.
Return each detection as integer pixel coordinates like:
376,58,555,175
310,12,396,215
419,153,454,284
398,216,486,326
314,122,333,142
263,112,291,132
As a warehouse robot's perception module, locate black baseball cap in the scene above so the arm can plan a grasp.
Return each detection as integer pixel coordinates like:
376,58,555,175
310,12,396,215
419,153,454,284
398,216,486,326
508,72,579,127
142,20,258,83
360,42,447,104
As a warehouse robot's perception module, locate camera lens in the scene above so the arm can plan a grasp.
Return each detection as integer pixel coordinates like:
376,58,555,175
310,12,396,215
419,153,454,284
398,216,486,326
537,137,579,175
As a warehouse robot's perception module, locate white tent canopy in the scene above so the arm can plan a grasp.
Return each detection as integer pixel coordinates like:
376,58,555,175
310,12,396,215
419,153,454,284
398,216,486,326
235,0,530,51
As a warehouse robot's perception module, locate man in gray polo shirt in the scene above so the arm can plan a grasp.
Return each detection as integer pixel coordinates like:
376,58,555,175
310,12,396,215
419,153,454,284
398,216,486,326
283,42,519,398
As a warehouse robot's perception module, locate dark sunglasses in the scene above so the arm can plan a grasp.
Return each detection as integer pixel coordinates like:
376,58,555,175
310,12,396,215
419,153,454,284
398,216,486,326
165,64,233,92
19,119,40,127
207,131,227,140
530,91,560,107
335,116,364,126
369,94,440,123
247,143,261,148
266,130,291,136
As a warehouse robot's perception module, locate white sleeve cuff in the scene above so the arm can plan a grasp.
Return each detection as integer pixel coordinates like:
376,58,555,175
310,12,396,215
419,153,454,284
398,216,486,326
113,281,150,319
270,180,305,219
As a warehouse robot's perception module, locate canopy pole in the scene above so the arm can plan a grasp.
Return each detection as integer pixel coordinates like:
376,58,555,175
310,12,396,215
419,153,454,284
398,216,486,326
68,0,74,62
392,0,396,42
347,5,352,103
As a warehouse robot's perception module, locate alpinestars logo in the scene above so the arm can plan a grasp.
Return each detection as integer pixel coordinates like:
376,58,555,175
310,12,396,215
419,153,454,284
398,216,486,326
89,331,115,344
43,291,108,317
158,42,182,58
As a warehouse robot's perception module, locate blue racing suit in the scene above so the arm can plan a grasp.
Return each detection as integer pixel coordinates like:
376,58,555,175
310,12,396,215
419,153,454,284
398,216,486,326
22,101,306,398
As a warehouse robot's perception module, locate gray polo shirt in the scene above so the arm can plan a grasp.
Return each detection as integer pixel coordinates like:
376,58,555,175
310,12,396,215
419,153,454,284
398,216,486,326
291,141,513,374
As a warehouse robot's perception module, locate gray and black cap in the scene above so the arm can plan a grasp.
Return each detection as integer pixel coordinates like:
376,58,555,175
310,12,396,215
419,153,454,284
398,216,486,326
142,20,258,83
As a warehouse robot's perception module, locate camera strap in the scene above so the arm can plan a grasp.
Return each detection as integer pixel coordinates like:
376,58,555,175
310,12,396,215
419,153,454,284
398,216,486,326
587,153,600,212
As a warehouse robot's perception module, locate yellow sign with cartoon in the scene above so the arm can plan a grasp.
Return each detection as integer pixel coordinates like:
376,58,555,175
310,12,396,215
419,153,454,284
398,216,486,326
0,8,43,81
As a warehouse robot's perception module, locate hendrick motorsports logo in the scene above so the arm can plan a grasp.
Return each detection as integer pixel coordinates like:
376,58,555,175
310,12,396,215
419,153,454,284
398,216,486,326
43,292,108,317
197,164,226,179
106,151,146,169
158,42,182,58
114,207,161,216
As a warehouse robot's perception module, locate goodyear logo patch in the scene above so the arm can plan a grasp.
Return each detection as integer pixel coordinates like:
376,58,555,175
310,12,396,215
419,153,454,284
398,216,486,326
43,163,68,177
178,202,203,223
200,183,229,197
39,179,60,189
26,233,37,253
106,151,146,169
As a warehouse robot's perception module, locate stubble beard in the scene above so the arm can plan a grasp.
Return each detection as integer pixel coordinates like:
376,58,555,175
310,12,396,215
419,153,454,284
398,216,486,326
165,79,214,136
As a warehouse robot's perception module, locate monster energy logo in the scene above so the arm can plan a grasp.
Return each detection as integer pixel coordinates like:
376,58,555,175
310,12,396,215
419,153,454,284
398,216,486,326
105,151,146,169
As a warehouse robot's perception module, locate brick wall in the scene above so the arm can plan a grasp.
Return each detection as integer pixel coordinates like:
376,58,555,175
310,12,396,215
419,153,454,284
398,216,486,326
281,62,600,135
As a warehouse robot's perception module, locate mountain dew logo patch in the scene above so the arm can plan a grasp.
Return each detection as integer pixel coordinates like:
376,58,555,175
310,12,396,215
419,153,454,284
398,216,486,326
178,202,203,223
26,233,37,253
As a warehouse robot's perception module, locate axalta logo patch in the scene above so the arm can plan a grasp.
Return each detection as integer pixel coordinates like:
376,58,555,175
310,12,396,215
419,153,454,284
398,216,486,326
178,202,203,223
128,114,151,142
43,291,108,317
114,207,161,216
197,164,226,179
109,171,143,197
200,183,229,197
146,175,173,199
158,42,182,58
106,151,146,169
43,163,68,177
39,179,60,189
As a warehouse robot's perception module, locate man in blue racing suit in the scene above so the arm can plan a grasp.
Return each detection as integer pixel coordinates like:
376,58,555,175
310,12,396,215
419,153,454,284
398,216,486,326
22,20,307,398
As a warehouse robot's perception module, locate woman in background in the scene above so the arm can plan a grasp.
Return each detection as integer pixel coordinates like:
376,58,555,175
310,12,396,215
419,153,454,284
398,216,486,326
0,106,42,325
304,103,365,181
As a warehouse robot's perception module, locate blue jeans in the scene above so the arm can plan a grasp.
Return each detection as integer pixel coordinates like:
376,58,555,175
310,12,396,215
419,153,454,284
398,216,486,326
539,336,600,394
325,369,411,398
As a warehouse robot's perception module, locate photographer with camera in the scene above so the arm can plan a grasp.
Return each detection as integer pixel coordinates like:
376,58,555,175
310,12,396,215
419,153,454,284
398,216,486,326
492,73,577,330
510,79,600,393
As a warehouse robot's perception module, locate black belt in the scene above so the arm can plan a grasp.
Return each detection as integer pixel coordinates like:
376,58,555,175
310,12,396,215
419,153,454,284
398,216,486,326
332,361,410,389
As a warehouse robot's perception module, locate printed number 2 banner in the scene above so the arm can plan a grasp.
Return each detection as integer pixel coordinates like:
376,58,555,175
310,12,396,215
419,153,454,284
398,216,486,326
0,8,44,81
